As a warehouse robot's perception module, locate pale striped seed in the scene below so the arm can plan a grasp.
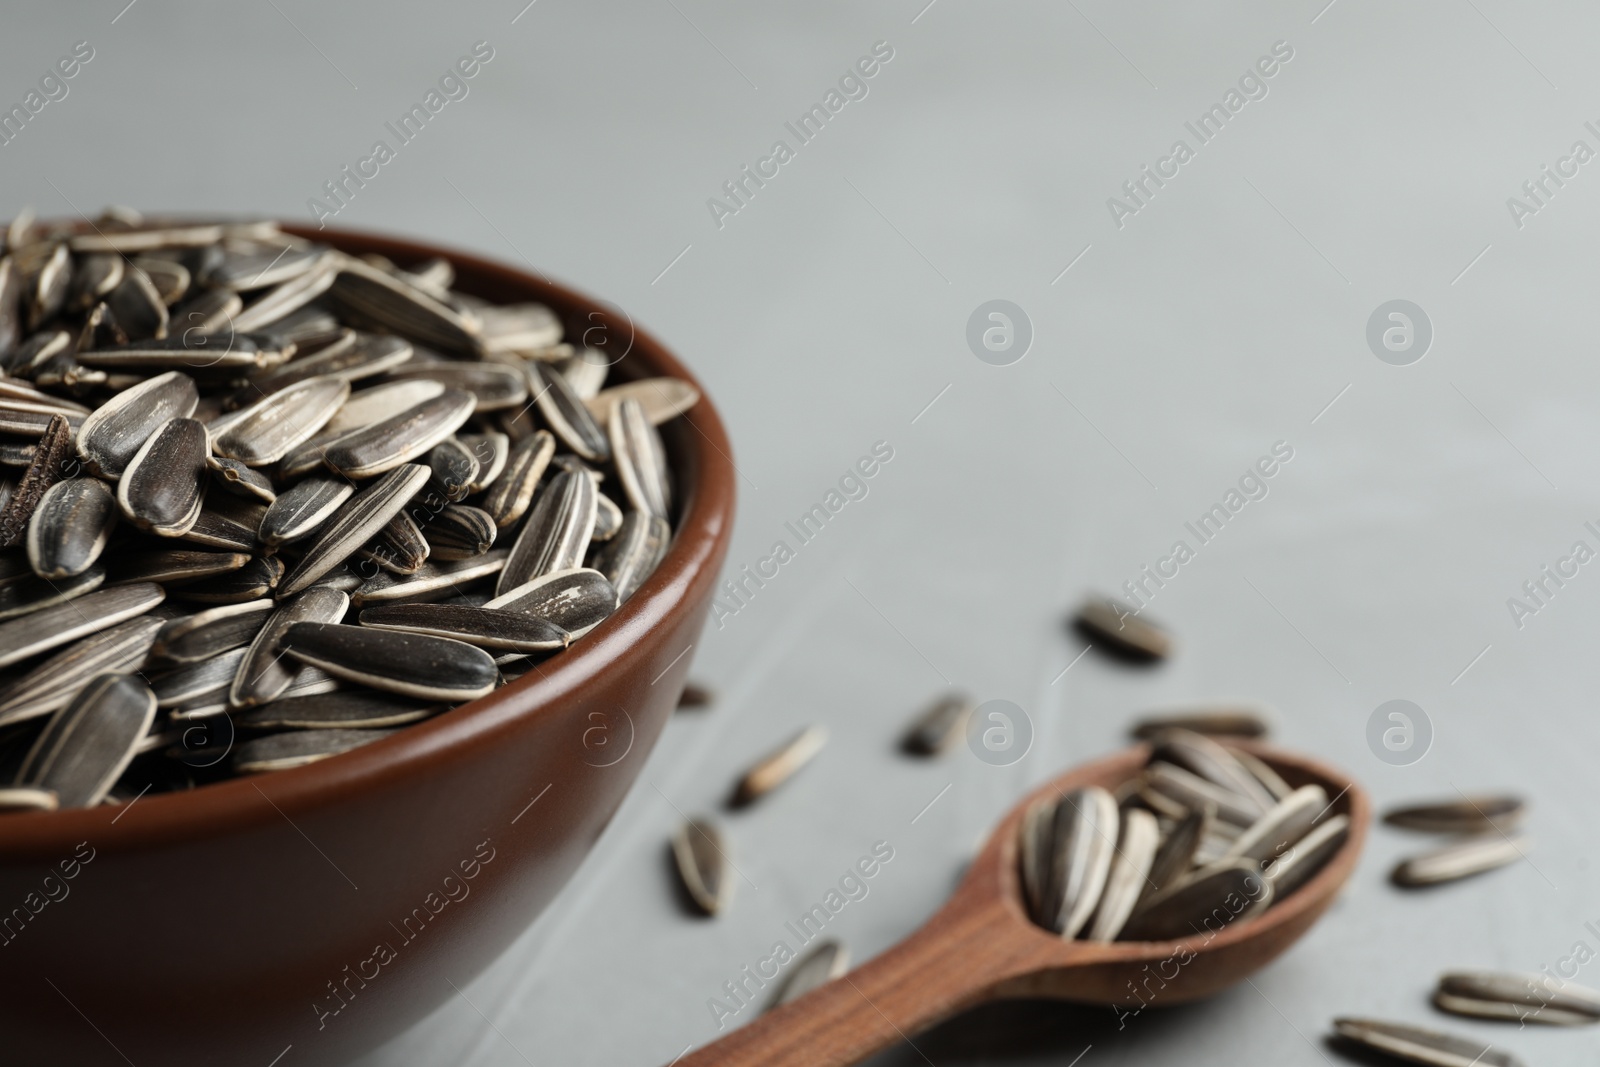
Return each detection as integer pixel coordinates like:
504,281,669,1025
69,223,224,254
1151,729,1275,816
117,417,209,536
594,511,669,604
350,551,507,607
497,468,598,595
326,255,482,356
17,674,157,808
1121,860,1272,942
1434,971,1600,1026
0,616,163,728
485,567,618,636
481,431,555,526
734,726,827,806
323,378,444,436
116,548,250,585
278,464,430,596
423,505,496,561
232,727,397,774
673,817,732,915
0,582,164,670
228,587,350,707
230,255,338,332
1086,808,1161,942
385,362,527,411
358,603,568,652
1076,595,1171,660
901,693,973,755
1221,784,1328,864
1262,814,1348,898
259,477,353,547
322,389,475,479
558,349,610,400
476,302,561,354
585,377,700,427
1392,834,1526,888
1230,747,1294,801
76,370,199,478
1331,1018,1525,1067
1384,796,1525,835
151,599,273,663
1044,787,1120,938
281,622,498,701
610,397,671,519
769,941,849,1009
529,362,609,462
28,477,117,578
214,376,350,466
1143,761,1259,827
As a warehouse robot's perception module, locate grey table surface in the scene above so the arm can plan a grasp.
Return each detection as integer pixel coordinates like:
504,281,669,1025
6,0,1599,1063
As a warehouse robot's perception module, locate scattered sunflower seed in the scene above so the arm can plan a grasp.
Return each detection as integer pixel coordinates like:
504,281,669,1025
1331,1018,1525,1067
901,693,973,755
1392,834,1527,888
1076,595,1171,660
733,726,827,806
673,817,733,915
769,940,850,1009
1434,971,1600,1026
1384,796,1525,835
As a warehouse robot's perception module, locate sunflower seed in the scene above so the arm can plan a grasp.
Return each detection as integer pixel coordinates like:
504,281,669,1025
595,511,669,604
116,417,209,536
678,682,714,708
585,378,700,426
1076,596,1171,660
427,438,479,502
116,548,250,585
482,431,555,526
1384,796,1525,835
902,693,973,755
0,582,163,670
1331,1018,1525,1067
404,256,455,293
497,468,597,594
359,603,568,652
281,662,341,699
609,397,671,519
327,255,482,356
177,555,283,604
0,616,163,728
1434,971,1600,1026
234,690,440,730
232,727,396,774
214,376,349,466
769,940,849,1009
386,361,527,411
17,674,157,808
733,726,826,806
1137,804,1207,900
230,255,338,333
1122,859,1272,941
106,266,168,341
360,510,430,575
1131,706,1270,740
27,477,117,578
529,363,609,462
70,253,123,312
0,258,20,360
1151,729,1275,815
27,243,71,330
206,245,328,291
323,378,445,437
0,566,104,621
0,787,57,813
559,350,611,400
280,622,498,701
240,332,409,401
77,332,285,371
350,551,507,606
152,647,249,707
1143,761,1259,826
278,467,432,601
1230,747,1294,801
1086,808,1161,942
180,504,262,553
170,287,243,336
1045,787,1120,937
423,505,496,560
76,370,199,478
132,257,190,306
672,817,732,915
485,567,617,636
259,477,352,548
5,328,73,375
69,223,225,254
475,302,562,354
206,456,277,504
1392,834,1527,888
228,587,350,707
151,599,273,663
322,389,475,479
1222,784,1328,864
1260,813,1347,899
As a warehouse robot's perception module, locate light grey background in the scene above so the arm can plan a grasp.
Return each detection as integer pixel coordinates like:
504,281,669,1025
7,0,1599,1063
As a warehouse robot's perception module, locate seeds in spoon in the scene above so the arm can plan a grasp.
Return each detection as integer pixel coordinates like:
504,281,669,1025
768,940,850,1009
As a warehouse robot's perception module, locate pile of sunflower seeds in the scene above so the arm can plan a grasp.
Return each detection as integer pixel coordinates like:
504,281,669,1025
1019,727,1348,941
0,208,698,811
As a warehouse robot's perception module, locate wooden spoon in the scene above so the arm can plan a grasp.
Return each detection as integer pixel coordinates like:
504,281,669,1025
675,740,1368,1067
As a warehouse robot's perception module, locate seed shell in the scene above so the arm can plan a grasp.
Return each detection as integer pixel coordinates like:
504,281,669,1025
76,371,199,479
529,363,609,462
278,464,430,596
672,817,732,915
497,467,598,594
1383,796,1525,835
27,477,118,578
1331,1018,1526,1067
485,567,618,636
585,377,700,426
423,505,496,560
117,417,210,536
151,598,274,663
481,430,555,526
358,603,569,652
232,727,396,774
214,376,350,466
322,389,475,479
610,397,671,519
17,674,157,808
1121,860,1272,942
733,725,827,806
1086,808,1161,942
0,583,164,670
234,690,440,730
769,940,849,1009
1434,971,1600,1026
1262,813,1348,899
0,616,163,728
901,693,973,755
259,477,354,547
1392,834,1527,888
1131,706,1270,740
228,587,350,708
594,511,669,604
280,621,499,701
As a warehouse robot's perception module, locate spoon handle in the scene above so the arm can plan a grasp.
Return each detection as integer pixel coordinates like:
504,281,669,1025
673,900,1031,1067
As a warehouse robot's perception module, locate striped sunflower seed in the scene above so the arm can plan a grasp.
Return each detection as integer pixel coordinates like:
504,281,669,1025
326,255,482,356
427,438,480,503
278,463,431,596
106,265,168,341
117,417,210,536
0,582,164,670
213,375,349,466
585,377,700,427
280,621,499,701
350,551,507,607
0,566,104,621
322,389,475,479
1151,729,1276,815
1221,784,1328,864
1131,706,1270,740
1262,814,1348,898
228,587,350,707
529,362,609,462
259,477,353,547
1383,796,1525,835
230,255,337,332
70,253,123,312
232,727,396,774
594,511,670,605
151,599,273,663
234,690,439,730
481,430,555,526
152,647,249,707
360,510,430,576
16,674,157,808
0,616,163,728
178,555,284,604
1392,834,1526,888
206,456,276,504
323,378,445,436
1042,787,1120,938
610,397,670,519
27,477,117,578
559,349,611,400
1086,808,1161,942
1331,1018,1525,1067
116,548,250,585
1076,595,1171,660
358,603,568,652
497,466,597,594
423,505,496,560
459,432,509,493
76,370,199,478
1434,971,1600,1026
1121,860,1272,942
385,362,527,411
485,567,618,636
734,725,827,806
769,940,849,1009
672,817,733,915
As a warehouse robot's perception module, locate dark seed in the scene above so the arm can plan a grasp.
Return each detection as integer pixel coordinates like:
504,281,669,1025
281,621,499,701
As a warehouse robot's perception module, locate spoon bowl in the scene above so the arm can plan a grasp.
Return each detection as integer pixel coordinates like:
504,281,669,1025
678,740,1367,1067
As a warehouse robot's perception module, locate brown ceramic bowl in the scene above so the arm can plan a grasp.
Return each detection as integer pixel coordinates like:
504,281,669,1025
0,224,735,1066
